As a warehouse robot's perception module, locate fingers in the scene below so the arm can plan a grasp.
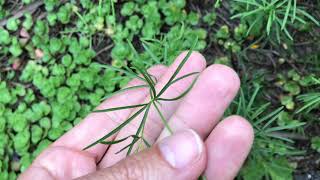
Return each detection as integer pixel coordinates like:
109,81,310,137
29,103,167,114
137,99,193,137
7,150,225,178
157,64,240,140
205,116,254,180
18,167,54,180
98,51,206,168
20,147,97,179
77,129,206,180
52,65,168,160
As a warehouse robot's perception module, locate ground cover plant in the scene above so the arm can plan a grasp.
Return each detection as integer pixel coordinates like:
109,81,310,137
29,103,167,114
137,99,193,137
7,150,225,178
0,0,319,179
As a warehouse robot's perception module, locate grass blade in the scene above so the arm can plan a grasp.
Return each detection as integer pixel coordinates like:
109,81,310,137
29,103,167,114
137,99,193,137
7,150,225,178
267,10,274,35
247,85,261,113
254,106,283,126
281,0,292,30
233,0,262,7
292,0,297,22
296,94,320,113
296,9,320,26
127,39,140,59
231,8,263,19
265,122,305,133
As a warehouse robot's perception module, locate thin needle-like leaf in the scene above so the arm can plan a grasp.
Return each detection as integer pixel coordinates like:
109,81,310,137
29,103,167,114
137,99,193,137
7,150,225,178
115,141,135,154
292,0,297,22
153,101,173,134
127,103,151,156
169,72,200,86
100,65,146,82
134,66,156,98
267,10,274,35
254,106,283,126
158,76,198,101
262,108,283,130
233,0,262,7
296,94,320,113
100,135,140,145
127,39,140,59
247,85,261,112
142,41,161,64
157,37,198,98
296,9,320,26
93,103,148,113
281,0,292,30
265,122,306,133
141,137,151,148
231,8,263,19
83,105,148,150
101,85,149,100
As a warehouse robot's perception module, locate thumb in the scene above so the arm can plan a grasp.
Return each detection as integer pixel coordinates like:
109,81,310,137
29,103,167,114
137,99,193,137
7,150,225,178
78,129,206,180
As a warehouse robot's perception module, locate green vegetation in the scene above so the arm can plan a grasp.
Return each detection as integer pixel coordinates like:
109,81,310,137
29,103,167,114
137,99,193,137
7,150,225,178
231,0,319,42
0,0,319,179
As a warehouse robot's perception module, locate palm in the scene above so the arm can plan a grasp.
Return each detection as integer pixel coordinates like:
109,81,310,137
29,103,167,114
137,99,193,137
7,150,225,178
19,52,253,180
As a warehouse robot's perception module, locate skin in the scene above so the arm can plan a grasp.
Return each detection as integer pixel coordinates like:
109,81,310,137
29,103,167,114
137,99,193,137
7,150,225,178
19,52,254,180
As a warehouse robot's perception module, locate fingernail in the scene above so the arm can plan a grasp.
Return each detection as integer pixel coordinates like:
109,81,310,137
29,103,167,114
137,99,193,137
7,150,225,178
158,129,203,169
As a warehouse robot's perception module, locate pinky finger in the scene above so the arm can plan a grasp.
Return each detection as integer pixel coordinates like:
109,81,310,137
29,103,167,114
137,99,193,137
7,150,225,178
204,115,254,180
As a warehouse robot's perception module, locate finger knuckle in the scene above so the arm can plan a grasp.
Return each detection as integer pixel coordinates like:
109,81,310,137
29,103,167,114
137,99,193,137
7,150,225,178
111,155,150,180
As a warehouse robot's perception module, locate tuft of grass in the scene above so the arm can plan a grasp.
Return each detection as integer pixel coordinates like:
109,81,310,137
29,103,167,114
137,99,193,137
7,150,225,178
296,92,320,113
227,83,305,179
231,0,320,42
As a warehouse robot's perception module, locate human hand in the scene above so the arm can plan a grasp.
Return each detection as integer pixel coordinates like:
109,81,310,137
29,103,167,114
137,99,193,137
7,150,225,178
19,52,254,180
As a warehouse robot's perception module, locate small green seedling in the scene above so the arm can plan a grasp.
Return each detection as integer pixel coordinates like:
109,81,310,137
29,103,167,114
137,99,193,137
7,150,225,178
0,28,10,44
6,18,20,31
311,137,320,152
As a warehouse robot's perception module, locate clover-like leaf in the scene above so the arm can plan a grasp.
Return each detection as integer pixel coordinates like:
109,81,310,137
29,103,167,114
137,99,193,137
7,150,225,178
22,13,33,30
9,38,23,57
0,83,12,104
57,5,72,24
14,128,30,153
203,11,217,26
311,137,320,153
216,25,230,39
6,18,20,31
33,139,52,157
284,81,301,95
0,28,10,45
121,2,136,16
48,127,64,140
31,125,43,144
280,95,295,110
11,113,28,132
49,38,63,54
39,117,51,129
